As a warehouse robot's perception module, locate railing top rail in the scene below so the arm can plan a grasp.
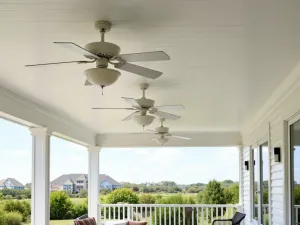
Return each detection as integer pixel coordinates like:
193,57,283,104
98,203,240,207
295,205,300,208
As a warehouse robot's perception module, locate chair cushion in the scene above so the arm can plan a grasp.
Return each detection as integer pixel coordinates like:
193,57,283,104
128,221,147,225
74,217,97,225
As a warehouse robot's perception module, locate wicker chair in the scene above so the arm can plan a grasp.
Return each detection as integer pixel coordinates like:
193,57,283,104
212,212,246,225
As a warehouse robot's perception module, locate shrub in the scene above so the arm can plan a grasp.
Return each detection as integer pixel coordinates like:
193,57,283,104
79,189,88,198
106,188,139,204
153,195,196,225
3,200,30,222
139,194,156,204
4,211,23,225
105,188,139,219
0,209,7,225
72,201,88,218
100,188,111,195
50,191,73,220
0,193,3,200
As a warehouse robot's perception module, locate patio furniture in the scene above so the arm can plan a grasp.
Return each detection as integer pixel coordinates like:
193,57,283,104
212,212,246,225
74,215,95,225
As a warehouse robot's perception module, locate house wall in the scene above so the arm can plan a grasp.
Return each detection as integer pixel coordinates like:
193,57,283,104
241,62,300,225
100,181,112,190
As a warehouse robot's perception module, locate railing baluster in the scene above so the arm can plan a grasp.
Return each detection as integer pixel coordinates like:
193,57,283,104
296,207,299,224
174,207,176,225
140,206,142,221
169,207,171,225
164,207,167,225
192,207,194,225
150,206,152,225
221,207,223,219
183,207,185,225
179,206,181,225
160,207,162,225
113,206,115,219
210,207,213,225
145,206,147,221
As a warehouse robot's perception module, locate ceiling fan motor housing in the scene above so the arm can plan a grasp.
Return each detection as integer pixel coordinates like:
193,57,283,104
85,42,121,59
136,98,155,108
155,126,169,134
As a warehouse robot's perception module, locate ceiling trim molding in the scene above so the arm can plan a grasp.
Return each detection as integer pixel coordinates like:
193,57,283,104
96,131,241,148
241,61,300,140
0,85,96,146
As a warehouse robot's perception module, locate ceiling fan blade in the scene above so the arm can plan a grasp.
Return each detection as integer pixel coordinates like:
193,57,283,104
119,51,170,62
154,105,185,111
167,134,191,140
116,63,162,79
121,97,140,108
122,111,140,121
54,42,100,59
85,80,93,86
146,129,156,133
152,111,181,120
92,108,136,110
25,60,89,67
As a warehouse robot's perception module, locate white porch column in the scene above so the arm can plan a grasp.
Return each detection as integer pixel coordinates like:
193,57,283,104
238,145,244,209
87,146,101,221
30,127,51,225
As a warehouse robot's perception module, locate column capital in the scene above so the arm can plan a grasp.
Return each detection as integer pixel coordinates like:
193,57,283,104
87,146,101,152
29,127,52,136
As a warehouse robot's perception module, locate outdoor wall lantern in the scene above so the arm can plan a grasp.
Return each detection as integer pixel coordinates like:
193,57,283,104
245,161,249,170
274,147,281,163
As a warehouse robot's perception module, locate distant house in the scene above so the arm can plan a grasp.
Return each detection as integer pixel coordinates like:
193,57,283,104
50,174,121,193
0,178,25,190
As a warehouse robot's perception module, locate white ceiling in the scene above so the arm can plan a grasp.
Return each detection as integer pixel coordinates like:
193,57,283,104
0,0,300,134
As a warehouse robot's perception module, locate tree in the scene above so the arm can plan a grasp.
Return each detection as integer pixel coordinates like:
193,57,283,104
106,188,139,204
295,186,300,205
50,191,73,220
224,184,239,204
0,193,3,200
197,180,225,222
139,194,156,204
132,186,139,192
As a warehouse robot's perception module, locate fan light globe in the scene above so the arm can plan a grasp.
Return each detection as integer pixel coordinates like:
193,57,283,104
84,68,120,87
156,137,169,145
133,115,155,126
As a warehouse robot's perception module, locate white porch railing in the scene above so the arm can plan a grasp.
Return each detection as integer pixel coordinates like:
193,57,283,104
295,205,300,224
98,204,241,225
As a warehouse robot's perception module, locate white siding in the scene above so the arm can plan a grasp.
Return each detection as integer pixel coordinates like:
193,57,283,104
242,146,252,224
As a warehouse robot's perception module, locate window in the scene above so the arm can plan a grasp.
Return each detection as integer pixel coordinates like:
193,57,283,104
290,119,300,225
77,180,84,183
252,142,269,224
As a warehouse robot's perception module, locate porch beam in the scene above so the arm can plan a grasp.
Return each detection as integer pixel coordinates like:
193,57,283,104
97,131,241,147
30,127,51,225
0,85,96,146
87,146,101,221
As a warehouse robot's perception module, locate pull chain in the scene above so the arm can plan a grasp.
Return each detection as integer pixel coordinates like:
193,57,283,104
101,85,105,95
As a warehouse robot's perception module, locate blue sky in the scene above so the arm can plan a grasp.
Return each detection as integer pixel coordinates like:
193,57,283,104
0,118,241,185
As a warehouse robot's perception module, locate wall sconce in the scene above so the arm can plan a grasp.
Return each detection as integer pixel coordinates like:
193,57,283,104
274,147,281,162
245,161,249,170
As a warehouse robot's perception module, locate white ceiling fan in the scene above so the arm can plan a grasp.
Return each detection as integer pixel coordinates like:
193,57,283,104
92,83,184,127
25,20,170,91
148,118,191,145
